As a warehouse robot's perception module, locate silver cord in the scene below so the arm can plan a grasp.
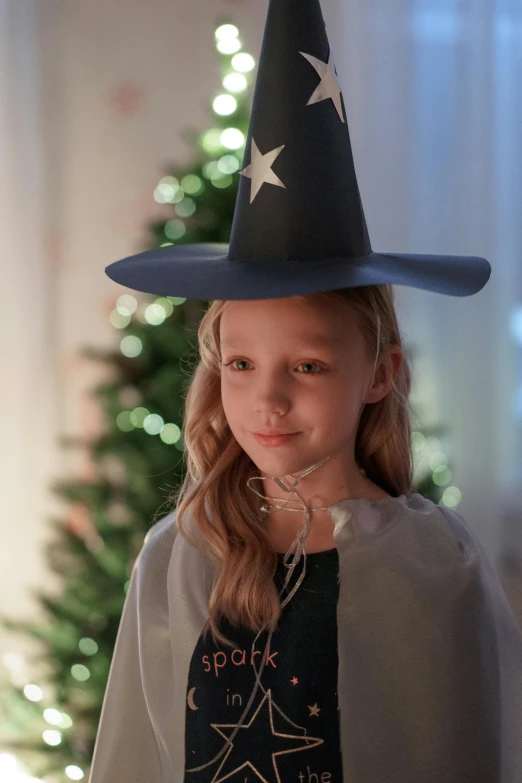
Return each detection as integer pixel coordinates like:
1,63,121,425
185,292,382,773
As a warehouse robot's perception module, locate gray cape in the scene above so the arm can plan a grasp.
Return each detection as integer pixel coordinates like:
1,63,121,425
88,493,522,782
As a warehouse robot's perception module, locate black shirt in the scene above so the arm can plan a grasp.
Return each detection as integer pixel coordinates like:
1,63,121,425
184,548,343,781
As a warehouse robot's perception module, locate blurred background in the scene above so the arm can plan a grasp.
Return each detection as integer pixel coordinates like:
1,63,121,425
1,0,521,780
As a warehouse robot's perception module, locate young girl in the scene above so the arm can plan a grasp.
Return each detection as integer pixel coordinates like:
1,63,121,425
91,0,522,780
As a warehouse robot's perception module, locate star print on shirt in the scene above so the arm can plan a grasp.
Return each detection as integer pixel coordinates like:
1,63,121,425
239,138,286,203
208,688,323,783
299,49,345,123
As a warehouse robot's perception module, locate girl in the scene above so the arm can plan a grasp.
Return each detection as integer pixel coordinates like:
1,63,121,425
91,0,522,780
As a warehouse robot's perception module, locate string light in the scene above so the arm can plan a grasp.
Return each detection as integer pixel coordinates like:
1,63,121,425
231,52,256,73
212,94,237,115
223,72,247,92
215,24,239,41
220,128,245,150
216,38,242,55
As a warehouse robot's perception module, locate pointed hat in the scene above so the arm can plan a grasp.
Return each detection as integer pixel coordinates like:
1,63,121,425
105,0,491,300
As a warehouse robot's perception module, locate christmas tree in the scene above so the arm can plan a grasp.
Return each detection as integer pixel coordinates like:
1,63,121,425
0,19,460,783
0,20,256,783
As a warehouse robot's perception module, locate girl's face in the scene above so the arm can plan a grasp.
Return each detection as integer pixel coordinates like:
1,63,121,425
219,296,397,498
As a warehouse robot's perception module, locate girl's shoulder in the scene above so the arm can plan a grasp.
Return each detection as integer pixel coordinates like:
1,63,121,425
135,508,179,574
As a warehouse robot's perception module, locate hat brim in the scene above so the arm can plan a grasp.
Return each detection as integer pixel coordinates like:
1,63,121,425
105,243,491,300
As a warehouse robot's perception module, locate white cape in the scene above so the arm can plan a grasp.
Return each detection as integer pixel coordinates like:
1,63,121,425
88,493,522,782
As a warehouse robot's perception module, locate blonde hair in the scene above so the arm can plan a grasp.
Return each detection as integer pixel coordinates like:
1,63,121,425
161,285,414,648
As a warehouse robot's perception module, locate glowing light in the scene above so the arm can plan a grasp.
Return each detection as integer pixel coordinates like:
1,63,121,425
71,664,90,682
175,197,196,218
79,637,99,656
223,72,248,92
160,175,179,187
213,94,237,115
203,161,220,179
217,38,242,54
154,177,183,204
116,294,137,316
211,172,233,189
231,52,256,73
24,684,43,702
44,710,72,730
432,465,452,486
43,729,62,746
160,422,181,445
65,766,85,781
154,183,176,203
144,414,165,435
116,411,134,432
110,309,131,329
215,24,239,40
164,219,185,241
441,486,462,508
167,296,187,305
120,335,143,358
428,451,448,470
201,128,224,154
155,297,174,316
221,127,245,150
42,710,62,729
510,305,522,344
145,303,167,326
218,154,240,174
130,407,150,427
58,712,73,729
0,753,43,782
181,174,204,195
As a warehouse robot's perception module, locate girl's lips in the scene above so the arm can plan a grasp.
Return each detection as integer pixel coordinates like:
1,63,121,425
252,432,300,447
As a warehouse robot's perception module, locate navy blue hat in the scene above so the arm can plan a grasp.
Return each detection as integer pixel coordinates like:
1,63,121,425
105,0,491,300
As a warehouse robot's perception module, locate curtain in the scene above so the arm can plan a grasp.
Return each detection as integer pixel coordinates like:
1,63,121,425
326,0,522,562
0,0,59,641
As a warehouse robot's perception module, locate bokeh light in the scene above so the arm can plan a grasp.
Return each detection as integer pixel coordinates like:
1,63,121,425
175,197,197,218
160,423,182,445
213,94,238,115
223,72,248,92
221,128,245,150
201,128,224,154
217,38,242,55
215,24,239,40
218,154,241,174
181,174,204,195
120,335,143,358
231,52,256,72
165,219,186,241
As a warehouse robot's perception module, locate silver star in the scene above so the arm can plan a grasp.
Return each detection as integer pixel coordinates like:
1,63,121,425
299,49,345,123
239,139,286,204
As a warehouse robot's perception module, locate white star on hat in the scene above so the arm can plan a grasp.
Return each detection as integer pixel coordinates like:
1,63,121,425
299,49,345,123
239,139,286,204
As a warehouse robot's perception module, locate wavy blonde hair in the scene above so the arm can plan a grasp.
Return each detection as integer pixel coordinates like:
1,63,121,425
162,285,414,648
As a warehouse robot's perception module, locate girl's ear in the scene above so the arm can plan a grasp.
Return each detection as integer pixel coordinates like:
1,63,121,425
366,345,403,404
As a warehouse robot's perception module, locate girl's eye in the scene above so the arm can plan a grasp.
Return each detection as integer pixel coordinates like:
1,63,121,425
222,360,324,374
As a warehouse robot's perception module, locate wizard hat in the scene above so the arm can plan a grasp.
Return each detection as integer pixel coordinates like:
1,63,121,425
105,0,491,300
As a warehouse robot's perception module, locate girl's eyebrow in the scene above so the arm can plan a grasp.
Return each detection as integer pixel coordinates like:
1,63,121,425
221,333,343,348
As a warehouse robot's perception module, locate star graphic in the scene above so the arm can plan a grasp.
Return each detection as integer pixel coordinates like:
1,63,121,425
308,703,321,717
299,49,345,123
290,677,299,686
208,688,323,783
240,139,286,203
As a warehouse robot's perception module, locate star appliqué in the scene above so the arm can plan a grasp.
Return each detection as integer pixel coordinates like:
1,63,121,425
239,138,286,203
299,49,345,123
207,688,323,783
